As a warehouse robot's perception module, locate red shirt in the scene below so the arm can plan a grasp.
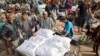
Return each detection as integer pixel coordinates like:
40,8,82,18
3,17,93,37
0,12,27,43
9,8,17,13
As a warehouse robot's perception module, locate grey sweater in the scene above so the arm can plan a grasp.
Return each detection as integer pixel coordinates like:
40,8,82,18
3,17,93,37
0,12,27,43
18,18,33,34
39,18,54,29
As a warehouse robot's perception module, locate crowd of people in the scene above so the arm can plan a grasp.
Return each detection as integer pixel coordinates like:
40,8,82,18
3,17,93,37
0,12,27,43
0,0,100,56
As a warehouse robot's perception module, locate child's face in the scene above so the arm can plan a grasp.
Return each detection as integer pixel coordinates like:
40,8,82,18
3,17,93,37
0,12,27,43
22,14,28,20
62,19,68,23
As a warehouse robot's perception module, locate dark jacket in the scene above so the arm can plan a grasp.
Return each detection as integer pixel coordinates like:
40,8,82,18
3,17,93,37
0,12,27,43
1,20,19,41
0,23,4,39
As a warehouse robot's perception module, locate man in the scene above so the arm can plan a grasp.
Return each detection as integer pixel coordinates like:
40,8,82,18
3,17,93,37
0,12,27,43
5,0,12,4
0,23,4,39
0,12,10,55
76,0,91,33
45,1,52,16
18,12,33,39
60,16,74,39
29,10,38,32
1,13,19,55
0,22,4,55
39,11,54,29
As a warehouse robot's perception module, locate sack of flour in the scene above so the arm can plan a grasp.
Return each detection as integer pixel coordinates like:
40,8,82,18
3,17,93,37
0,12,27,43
51,35,69,55
43,35,63,49
60,47,68,55
61,37,71,51
29,35,46,44
16,40,39,56
36,29,54,38
35,45,61,56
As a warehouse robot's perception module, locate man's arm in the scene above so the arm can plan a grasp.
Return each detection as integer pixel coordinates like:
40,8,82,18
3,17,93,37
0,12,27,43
1,25,11,41
76,3,80,18
39,20,43,29
65,23,72,36
76,8,78,18
50,18,54,30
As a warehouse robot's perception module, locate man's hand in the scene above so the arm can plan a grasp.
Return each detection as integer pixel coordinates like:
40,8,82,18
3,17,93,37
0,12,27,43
32,33,37,36
21,32,26,36
7,37,11,41
65,33,67,37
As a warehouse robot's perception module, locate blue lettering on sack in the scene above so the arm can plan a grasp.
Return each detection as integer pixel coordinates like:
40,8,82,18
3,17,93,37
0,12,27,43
46,39,61,44
26,43,36,49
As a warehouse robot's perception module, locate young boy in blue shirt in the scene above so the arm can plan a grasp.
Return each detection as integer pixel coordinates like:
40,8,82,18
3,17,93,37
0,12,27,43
60,17,74,39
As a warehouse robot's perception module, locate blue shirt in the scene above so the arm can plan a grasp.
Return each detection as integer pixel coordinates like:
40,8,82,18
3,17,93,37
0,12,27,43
65,21,74,38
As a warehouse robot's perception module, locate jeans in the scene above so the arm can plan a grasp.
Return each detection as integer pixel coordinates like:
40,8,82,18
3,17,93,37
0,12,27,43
85,14,91,25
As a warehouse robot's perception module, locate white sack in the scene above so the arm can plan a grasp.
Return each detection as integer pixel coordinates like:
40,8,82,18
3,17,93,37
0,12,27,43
35,45,61,56
51,35,70,55
29,35,46,44
61,37,71,51
60,47,68,55
16,40,39,56
43,35,67,56
36,29,54,38
43,35,63,49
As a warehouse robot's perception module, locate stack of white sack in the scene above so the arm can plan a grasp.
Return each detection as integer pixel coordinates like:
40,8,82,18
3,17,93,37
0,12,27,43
16,29,54,56
16,40,39,56
16,29,71,56
36,29,54,38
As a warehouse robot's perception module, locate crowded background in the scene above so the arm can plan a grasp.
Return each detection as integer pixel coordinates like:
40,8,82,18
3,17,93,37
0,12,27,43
0,0,100,56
